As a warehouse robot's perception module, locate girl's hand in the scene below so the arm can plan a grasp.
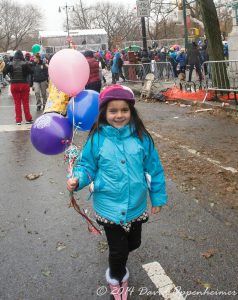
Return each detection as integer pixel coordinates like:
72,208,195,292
151,206,162,214
67,177,79,192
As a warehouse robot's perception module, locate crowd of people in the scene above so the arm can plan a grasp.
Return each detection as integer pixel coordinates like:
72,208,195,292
1,39,229,125
88,39,229,83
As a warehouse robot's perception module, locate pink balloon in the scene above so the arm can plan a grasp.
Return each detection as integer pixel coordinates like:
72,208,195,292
48,49,90,96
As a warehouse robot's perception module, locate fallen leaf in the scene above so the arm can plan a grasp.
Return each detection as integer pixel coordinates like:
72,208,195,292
98,241,108,253
201,248,217,258
195,279,212,289
178,233,196,241
25,173,42,180
202,282,212,289
56,241,66,251
41,269,51,277
226,186,236,193
71,252,80,258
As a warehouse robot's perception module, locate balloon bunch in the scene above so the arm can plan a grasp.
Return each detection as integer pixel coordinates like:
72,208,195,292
30,48,99,155
30,48,101,234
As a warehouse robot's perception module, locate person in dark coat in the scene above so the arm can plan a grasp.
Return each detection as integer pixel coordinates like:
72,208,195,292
176,48,187,74
199,44,209,76
5,50,33,125
84,50,101,93
186,42,203,82
24,52,33,87
32,53,48,111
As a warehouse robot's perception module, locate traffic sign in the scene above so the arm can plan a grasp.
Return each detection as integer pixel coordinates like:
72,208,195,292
136,0,150,17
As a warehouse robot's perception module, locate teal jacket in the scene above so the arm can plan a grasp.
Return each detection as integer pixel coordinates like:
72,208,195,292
73,124,167,225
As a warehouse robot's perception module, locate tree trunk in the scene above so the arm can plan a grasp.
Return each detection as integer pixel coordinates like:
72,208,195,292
199,0,229,89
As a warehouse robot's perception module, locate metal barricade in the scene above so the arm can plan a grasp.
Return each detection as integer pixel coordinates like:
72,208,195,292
202,60,238,103
154,62,175,82
122,61,175,85
122,64,144,83
142,62,175,83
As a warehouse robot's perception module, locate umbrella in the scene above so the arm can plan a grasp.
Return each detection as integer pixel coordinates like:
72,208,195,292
124,45,141,52
172,44,180,51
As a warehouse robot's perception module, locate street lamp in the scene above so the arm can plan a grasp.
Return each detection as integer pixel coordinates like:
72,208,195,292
58,3,75,48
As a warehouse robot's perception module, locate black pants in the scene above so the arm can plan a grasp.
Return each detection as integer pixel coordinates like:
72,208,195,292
104,222,142,282
112,73,119,84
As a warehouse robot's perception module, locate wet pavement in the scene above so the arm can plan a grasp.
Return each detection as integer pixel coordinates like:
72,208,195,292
0,84,238,300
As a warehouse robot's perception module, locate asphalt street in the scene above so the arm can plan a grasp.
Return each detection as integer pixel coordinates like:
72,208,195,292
0,85,237,300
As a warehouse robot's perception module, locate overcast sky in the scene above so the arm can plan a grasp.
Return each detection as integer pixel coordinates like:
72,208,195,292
19,0,136,31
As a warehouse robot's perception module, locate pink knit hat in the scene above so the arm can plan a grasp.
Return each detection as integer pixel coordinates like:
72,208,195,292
99,84,135,108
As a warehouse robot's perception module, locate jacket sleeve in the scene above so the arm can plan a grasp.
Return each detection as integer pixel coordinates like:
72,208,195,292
143,135,167,207
4,64,12,77
72,136,99,191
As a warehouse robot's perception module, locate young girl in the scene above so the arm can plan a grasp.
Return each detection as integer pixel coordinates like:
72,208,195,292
67,84,167,300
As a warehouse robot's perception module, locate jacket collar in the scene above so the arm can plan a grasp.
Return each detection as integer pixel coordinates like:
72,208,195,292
100,124,135,139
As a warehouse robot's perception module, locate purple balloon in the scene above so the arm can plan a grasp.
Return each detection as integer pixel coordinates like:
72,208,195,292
30,113,73,155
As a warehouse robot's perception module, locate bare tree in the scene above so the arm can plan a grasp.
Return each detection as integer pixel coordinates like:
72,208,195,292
199,0,224,60
69,0,233,53
215,0,233,39
148,0,178,40
199,0,229,89
95,2,141,48
71,1,140,49
0,0,42,51
71,0,96,29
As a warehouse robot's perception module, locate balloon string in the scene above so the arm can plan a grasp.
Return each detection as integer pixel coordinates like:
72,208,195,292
69,192,102,235
72,96,75,144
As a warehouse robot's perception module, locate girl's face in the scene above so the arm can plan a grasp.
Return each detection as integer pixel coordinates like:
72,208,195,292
106,100,131,128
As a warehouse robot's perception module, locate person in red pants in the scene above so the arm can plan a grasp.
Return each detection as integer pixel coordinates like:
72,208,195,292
5,50,33,125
